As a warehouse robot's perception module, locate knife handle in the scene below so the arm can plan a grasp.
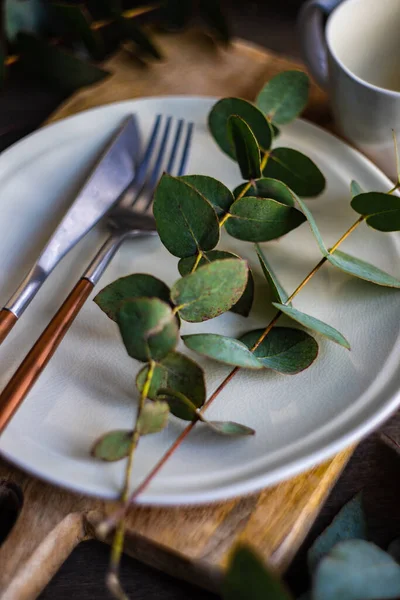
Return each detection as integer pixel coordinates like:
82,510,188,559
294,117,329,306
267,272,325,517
0,310,18,345
0,278,94,434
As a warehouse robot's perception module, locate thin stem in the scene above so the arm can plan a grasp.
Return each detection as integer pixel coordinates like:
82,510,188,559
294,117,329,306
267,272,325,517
106,360,155,600
100,214,367,535
191,251,203,273
260,151,269,171
219,212,231,227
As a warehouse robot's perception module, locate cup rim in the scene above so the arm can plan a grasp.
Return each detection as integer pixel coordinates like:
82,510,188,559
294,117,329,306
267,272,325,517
326,0,400,97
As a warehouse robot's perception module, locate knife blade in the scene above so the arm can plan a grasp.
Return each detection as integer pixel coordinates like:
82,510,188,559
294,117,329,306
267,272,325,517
0,115,140,344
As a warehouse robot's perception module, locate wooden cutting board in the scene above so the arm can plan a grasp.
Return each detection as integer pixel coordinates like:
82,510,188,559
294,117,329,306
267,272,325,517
0,29,353,600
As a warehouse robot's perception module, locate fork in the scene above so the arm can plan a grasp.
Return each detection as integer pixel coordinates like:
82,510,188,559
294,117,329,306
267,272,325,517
0,115,194,433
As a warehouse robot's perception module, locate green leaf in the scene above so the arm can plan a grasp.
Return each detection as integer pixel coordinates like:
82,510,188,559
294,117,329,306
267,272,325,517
308,493,367,572
351,191,400,231
255,244,289,304
5,0,47,41
17,33,109,93
182,334,263,369
293,194,328,256
52,3,105,61
137,401,170,435
153,174,220,258
240,327,318,374
256,70,309,125
136,352,205,420
94,274,171,322
91,429,131,462
115,16,162,60
223,545,293,600
273,303,350,349
351,192,400,215
117,298,178,362
158,388,255,436
178,250,254,317
225,196,306,242
366,211,400,232
228,115,261,180
171,259,248,322
179,175,234,215
313,540,400,600
234,178,295,207
271,123,280,138
264,148,326,197
350,180,364,197
208,97,273,158
327,250,400,288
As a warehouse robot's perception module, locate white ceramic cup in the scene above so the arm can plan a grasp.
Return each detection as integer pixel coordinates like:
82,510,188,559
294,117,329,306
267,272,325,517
299,0,400,179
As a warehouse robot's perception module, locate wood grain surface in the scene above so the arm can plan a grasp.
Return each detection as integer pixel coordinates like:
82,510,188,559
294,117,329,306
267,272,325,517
0,29,351,600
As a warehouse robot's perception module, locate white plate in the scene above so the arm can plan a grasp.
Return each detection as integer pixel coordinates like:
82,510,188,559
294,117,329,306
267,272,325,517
0,97,399,505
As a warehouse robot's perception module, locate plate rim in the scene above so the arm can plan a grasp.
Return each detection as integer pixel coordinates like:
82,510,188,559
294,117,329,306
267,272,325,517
0,94,399,505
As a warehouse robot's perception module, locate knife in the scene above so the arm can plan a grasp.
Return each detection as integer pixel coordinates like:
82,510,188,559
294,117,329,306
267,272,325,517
0,115,140,345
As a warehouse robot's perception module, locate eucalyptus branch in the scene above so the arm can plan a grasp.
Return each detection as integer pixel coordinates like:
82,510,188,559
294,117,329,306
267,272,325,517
96,211,370,536
4,5,158,67
106,360,155,600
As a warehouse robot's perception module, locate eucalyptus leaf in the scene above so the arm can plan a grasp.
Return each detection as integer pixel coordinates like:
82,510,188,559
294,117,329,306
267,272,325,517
137,401,170,435
171,259,248,322
240,327,318,374
228,115,261,180
351,191,400,231
208,97,273,158
17,33,109,93
264,148,326,197
308,493,367,572
327,250,400,288
158,388,255,436
313,540,400,600
255,244,289,303
178,250,254,317
136,352,205,420
351,191,400,213
182,334,263,369
5,0,47,41
153,174,220,258
256,70,309,125
91,429,131,462
117,298,178,362
234,177,295,207
350,180,364,197
273,303,350,349
180,175,234,215
225,196,306,242
223,545,293,600
94,274,171,322
52,3,105,60
293,194,328,256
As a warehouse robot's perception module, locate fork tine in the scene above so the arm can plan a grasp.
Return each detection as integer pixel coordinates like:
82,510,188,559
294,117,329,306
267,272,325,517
145,115,173,192
134,114,163,189
165,119,184,174
177,122,194,176
143,119,194,211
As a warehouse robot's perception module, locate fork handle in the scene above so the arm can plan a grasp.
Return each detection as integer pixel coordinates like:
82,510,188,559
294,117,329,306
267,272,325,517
0,310,18,345
0,278,94,434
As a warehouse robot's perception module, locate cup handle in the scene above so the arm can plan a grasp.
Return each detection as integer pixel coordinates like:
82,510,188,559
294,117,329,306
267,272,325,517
298,0,343,90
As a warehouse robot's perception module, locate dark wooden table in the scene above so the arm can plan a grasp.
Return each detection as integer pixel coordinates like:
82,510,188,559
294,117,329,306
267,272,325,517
1,3,399,598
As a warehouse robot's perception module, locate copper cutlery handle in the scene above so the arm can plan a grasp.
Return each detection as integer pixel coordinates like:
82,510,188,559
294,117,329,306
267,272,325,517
0,278,94,434
0,309,18,345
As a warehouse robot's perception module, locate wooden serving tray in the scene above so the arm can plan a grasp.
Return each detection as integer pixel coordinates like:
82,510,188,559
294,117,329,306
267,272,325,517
0,29,352,600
